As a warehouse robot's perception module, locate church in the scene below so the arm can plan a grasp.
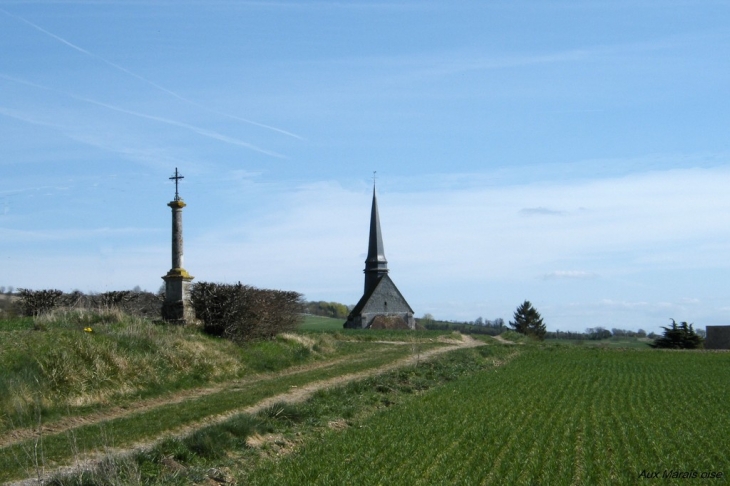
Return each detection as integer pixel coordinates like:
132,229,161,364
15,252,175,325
344,185,415,329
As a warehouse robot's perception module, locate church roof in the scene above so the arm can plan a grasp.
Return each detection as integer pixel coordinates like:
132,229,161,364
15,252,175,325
365,186,388,267
347,273,414,319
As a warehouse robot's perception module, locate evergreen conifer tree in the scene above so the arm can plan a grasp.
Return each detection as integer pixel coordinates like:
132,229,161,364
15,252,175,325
651,319,704,349
509,300,546,340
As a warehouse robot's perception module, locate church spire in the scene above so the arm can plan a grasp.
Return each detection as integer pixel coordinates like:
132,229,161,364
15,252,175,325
364,182,388,294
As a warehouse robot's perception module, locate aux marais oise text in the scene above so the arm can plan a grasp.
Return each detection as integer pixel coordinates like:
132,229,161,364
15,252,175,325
639,470,724,480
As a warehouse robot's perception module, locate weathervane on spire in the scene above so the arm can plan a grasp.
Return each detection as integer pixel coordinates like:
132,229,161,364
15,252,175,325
169,167,184,201
373,170,377,187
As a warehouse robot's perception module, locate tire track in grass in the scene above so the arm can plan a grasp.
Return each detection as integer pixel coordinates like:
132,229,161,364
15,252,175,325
0,352,367,449
345,342,506,486
586,364,613,484
481,381,536,484
591,353,633,484
528,361,573,484
601,367,623,484
0,340,431,450
503,355,575,485
624,359,653,471
629,360,665,468
570,412,587,486
607,366,635,483
386,397,455,485
387,361,521,486
554,402,579,483
443,383,517,486
416,410,471,482
568,355,593,486
458,422,492,485
8,337,485,485
396,396,452,484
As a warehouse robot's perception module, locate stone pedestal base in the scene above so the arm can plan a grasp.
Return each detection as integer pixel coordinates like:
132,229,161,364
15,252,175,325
162,269,194,324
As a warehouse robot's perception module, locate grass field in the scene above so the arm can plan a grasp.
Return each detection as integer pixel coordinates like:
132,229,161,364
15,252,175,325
299,314,344,331
246,347,730,485
546,337,654,348
3,310,728,485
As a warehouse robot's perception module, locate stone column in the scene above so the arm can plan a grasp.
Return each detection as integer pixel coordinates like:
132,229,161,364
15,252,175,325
162,199,194,323
170,200,184,269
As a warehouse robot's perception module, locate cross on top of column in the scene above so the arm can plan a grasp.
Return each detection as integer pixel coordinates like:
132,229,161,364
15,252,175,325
169,167,184,201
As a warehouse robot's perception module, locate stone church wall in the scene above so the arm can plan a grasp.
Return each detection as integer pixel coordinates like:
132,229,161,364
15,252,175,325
359,277,415,329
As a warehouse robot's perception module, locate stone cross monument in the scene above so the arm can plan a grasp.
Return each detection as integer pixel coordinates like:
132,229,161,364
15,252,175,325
161,168,195,323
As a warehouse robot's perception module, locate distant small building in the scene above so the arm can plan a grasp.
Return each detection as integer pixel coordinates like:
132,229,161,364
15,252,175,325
344,185,415,329
705,326,730,350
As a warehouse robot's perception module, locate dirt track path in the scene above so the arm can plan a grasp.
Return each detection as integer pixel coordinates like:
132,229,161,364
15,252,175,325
8,335,486,485
490,334,517,345
1,336,483,451
0,354,355,450
121,335,485,449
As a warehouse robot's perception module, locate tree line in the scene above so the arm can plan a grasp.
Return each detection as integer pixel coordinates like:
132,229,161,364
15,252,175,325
303,301,350,319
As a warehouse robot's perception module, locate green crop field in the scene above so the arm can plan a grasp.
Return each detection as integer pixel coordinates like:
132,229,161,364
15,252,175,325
546,337,654,348
247,347,730,485
299,314,344,331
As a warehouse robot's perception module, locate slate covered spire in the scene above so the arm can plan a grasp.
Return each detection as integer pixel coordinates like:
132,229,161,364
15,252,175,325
344,178,414,330
364,184,389,294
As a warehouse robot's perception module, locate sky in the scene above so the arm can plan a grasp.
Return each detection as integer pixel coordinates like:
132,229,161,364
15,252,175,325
1,1,730,333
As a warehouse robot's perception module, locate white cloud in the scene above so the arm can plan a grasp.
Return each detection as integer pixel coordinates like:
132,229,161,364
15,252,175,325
520,207,566,216
0,226,161,243
5,165,730,332
541,270,598,280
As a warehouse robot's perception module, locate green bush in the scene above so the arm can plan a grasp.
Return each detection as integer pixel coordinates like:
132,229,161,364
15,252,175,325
17,288,64,316
16,289,161,318
190,281,304,343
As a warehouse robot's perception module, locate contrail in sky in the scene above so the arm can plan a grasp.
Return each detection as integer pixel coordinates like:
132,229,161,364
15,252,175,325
0,8,304,141
75,97,287,158
0,74,286,158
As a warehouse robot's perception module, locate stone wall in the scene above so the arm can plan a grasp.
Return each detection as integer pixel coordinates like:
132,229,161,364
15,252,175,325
359,312,415,329
705,326,730,350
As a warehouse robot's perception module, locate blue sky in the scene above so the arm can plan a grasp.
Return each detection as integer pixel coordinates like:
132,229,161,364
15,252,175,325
2,1,730,333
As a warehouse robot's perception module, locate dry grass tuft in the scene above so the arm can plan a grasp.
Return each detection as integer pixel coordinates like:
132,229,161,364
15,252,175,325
327,418,349,430
278,333,316,349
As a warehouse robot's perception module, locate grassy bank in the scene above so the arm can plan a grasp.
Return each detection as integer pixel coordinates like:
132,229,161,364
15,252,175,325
0,310,390,436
